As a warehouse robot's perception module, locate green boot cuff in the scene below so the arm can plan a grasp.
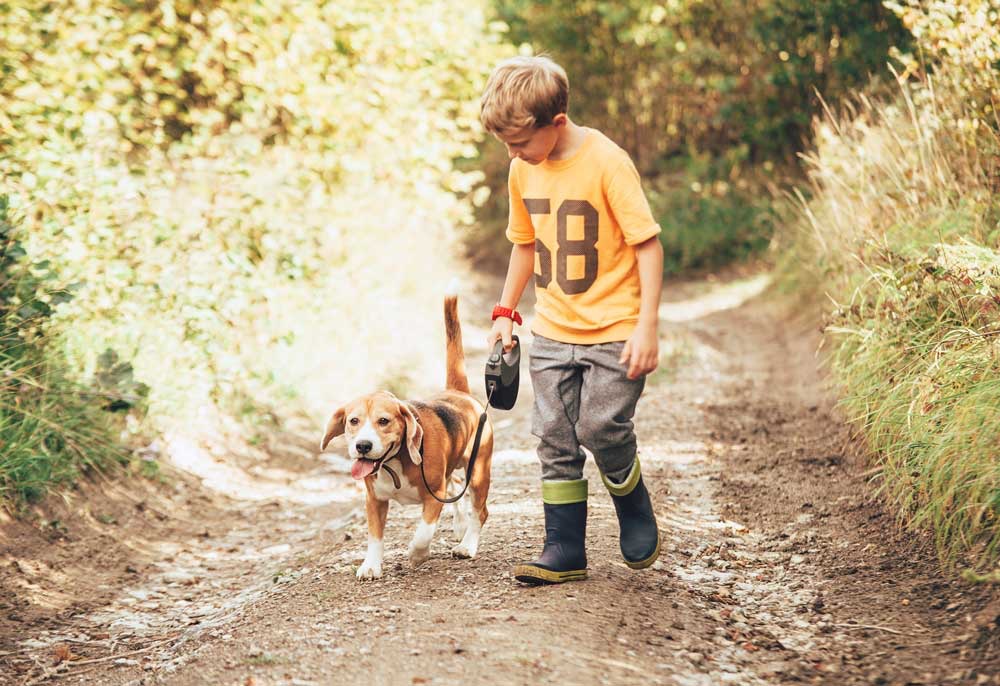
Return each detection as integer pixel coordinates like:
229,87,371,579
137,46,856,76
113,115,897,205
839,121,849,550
541,479,588,505
601,456,642,496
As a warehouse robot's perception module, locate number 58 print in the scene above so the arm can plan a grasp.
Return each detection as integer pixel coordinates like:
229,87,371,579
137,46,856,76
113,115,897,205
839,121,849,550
524,198,599,295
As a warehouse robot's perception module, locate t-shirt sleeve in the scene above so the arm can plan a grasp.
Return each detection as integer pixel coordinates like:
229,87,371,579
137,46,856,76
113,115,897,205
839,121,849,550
606,157,661,246
505,163,535,245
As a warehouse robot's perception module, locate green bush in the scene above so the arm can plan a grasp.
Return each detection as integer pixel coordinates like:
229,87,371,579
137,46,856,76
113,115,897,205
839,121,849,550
649,153,776,274
467,0,909,271
0,197,130,504
490,0,908,167
1,1,508,445
777,0,1000,573
824,237,1000,568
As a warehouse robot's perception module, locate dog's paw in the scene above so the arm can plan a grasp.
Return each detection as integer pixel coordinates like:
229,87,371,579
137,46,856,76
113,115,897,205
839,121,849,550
451,541,477,559
356,561,382,580
408,546,431,568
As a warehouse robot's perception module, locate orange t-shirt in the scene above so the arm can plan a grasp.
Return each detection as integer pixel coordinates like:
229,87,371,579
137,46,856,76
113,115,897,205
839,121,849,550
506,128,661,344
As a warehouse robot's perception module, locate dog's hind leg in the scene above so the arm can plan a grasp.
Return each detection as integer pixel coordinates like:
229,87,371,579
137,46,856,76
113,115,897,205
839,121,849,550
409,500,444,568
452,444,492,559
451,492,480,559
449,470,469,541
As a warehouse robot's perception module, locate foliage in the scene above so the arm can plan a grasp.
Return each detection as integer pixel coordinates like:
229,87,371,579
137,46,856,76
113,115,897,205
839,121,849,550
887,0,1000,94
0,0,508,455
649,153,777,275
0,197,129,504
467,0,910,271
491,0,908,166
886,0,1000,157
777,2,1000,571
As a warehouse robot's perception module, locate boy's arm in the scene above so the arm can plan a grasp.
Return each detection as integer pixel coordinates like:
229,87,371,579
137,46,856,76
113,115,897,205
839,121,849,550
619,235,663,380
489,242,534,352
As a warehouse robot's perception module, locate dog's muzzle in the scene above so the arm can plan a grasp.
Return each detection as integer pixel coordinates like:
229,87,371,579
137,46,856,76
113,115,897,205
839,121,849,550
349,442,402,488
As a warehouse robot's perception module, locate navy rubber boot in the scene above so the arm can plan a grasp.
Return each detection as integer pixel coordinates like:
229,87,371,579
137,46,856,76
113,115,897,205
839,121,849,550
602,457,660,569
513,479,588,585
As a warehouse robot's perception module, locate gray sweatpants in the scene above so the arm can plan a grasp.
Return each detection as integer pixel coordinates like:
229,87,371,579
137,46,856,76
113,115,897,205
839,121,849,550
529,334,646,483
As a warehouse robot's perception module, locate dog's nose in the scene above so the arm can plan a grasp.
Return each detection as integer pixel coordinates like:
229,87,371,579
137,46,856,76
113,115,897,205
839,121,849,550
355,440,373,456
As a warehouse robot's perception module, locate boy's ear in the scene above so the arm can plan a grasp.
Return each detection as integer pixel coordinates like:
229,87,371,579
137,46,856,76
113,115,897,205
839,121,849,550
320,407,346,451
552,113,568,127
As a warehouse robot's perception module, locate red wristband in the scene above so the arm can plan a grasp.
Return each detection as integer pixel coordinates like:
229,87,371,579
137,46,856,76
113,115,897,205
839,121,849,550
491,304,522,326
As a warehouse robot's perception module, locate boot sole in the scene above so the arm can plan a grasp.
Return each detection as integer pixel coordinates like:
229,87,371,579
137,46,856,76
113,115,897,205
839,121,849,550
513,564,588,585
624,536,661,570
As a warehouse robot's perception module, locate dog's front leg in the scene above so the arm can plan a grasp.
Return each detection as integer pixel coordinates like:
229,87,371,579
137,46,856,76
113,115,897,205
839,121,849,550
408,501,444,568
357,494,389,580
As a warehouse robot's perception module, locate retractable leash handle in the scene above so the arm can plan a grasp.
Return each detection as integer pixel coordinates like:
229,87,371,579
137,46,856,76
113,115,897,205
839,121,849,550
421,335,521,504
485,335,520,410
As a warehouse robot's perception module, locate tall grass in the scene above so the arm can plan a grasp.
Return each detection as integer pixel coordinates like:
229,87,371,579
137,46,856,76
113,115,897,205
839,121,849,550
0,198,129,505
0,342,130,504
776,36,1000,573
822,239,1000,567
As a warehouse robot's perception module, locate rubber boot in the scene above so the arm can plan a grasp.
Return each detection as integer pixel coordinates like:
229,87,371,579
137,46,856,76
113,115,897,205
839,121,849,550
513,479,588,585
602,456,660,569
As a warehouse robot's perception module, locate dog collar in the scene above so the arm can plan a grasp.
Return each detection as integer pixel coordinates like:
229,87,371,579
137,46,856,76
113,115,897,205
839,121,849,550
381,461,402,489
379,409,423,491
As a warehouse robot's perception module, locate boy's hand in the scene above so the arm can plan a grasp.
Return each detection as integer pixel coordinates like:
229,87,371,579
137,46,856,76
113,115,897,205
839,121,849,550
488,317,517,353
619,322,659,380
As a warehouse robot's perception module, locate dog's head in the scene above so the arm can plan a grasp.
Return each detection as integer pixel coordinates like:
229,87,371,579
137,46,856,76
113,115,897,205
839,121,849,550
320,391,424,480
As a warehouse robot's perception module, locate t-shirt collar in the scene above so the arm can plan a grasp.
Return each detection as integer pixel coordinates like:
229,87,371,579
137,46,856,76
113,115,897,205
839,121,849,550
541,128,594,171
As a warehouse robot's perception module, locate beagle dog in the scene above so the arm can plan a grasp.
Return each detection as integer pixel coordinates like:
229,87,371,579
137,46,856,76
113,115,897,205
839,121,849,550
320,295,494,580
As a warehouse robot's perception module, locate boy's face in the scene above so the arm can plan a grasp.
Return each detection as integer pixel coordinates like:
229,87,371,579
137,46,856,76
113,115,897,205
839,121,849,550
496,114,566,165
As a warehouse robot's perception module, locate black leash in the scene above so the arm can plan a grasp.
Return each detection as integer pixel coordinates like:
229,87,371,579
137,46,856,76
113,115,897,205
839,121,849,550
420,383,495,504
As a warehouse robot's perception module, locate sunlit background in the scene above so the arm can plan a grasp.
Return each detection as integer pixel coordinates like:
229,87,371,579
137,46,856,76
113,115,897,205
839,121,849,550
1,0,998,571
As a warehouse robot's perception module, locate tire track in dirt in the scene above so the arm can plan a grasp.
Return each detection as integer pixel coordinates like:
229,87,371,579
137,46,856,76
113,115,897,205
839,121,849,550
4,272,998,685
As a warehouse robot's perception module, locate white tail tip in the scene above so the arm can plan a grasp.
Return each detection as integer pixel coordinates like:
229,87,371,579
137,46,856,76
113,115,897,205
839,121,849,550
445,277,461,297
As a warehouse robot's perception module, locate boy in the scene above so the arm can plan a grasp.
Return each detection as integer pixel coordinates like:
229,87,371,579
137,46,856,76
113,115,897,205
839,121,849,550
480,55,663,584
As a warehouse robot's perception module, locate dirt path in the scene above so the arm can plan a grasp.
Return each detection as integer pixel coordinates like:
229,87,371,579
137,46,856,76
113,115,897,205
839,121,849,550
3,272,998,686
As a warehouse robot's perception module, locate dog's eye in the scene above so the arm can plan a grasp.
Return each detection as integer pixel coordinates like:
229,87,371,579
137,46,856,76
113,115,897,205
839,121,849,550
377,417,390,426
348,417,360,426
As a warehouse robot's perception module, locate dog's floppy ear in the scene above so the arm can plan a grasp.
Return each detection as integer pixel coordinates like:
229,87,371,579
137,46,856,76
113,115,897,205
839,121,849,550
320,407,346,451
399,402,423,464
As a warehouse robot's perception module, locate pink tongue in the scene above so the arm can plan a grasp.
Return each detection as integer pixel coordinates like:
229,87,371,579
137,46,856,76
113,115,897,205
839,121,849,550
351,459,377,480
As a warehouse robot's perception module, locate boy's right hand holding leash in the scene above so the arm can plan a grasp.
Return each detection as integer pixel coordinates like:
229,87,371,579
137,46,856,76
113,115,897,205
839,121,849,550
488,315,517,353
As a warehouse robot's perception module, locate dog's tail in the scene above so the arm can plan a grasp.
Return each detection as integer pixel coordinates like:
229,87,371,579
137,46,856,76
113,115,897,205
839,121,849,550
444,280,470,394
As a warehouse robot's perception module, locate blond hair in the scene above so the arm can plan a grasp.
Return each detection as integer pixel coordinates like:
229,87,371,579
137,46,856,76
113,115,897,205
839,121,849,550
480,55,569,135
